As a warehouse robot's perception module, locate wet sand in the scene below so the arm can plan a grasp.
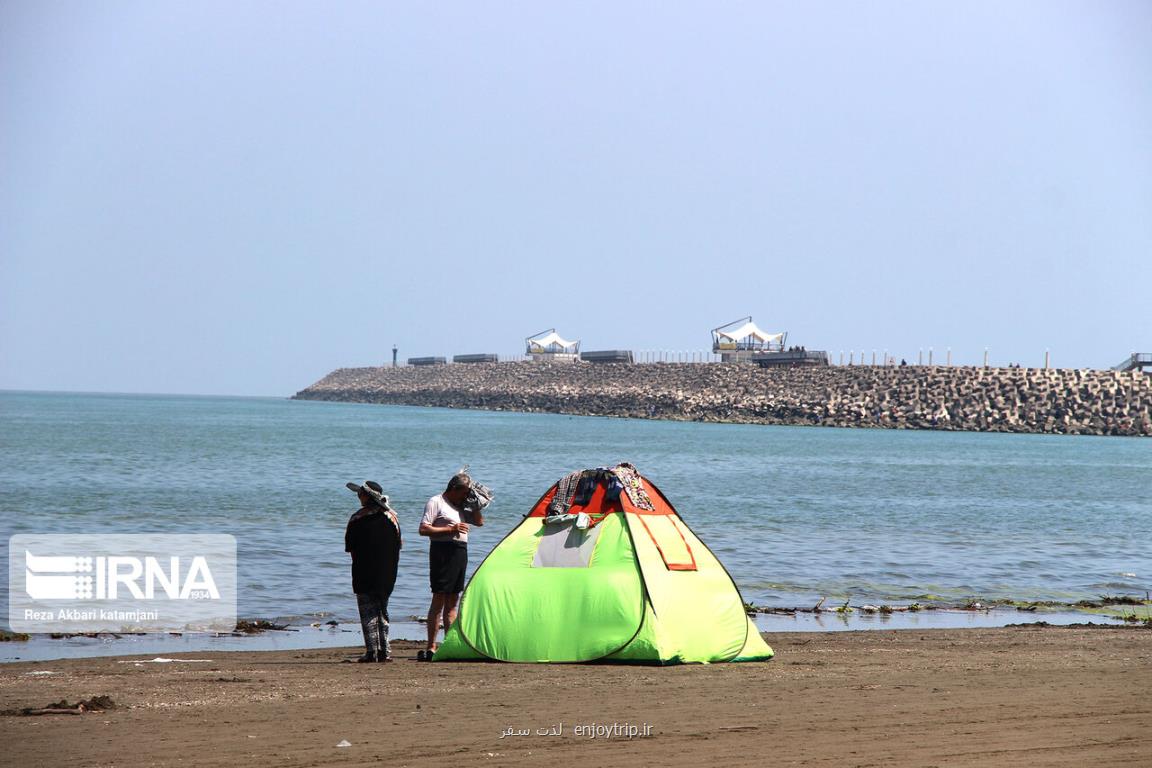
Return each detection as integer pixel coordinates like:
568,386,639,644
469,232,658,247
1,626,1148,767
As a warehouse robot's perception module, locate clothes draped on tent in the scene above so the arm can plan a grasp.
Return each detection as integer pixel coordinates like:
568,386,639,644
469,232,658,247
545,463,653,522
609,462,655,511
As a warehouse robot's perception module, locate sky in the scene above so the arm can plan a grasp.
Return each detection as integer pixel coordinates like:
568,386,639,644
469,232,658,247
1,1,1149,396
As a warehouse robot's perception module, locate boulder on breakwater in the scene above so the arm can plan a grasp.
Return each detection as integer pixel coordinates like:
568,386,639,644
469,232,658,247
293,362,1152,436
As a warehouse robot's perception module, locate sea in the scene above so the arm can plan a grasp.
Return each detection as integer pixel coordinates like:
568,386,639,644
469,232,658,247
1,390,1149,661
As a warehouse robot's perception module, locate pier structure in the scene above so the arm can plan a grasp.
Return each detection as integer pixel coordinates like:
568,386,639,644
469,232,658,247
296,362,1152,436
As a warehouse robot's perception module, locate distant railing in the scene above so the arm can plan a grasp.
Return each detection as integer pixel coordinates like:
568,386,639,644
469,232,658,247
752,350,830,368
713,341,783,352
580,350,634,364
1114,353,1152,372
386,348,1120,369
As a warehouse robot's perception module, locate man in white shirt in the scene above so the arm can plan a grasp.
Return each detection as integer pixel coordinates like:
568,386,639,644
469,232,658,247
417,471,483,660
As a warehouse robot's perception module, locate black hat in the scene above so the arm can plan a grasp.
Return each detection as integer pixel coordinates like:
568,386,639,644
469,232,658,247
346,481,393,511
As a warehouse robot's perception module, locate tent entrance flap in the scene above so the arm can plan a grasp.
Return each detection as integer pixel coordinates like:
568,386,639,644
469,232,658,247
632,514,697,571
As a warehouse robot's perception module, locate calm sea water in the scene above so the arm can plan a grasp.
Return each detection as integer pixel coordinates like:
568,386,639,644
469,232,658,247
2,391,1149,647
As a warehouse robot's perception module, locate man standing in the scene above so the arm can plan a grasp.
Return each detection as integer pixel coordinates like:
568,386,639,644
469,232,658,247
345,480,402,663
417,471,483,660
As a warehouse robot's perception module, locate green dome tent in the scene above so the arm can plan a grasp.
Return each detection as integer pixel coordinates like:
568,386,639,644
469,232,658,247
434,466,774,664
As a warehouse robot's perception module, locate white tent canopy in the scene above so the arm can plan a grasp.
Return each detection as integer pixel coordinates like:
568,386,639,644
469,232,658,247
714,321,784,345
526,329,579,353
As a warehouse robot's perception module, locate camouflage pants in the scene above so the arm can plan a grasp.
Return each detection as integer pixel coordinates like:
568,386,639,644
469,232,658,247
356,592,390,657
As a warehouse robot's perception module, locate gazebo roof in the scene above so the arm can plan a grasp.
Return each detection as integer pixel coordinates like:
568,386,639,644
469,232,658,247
714,320,783,344
526,328,579,353
711,317,784,344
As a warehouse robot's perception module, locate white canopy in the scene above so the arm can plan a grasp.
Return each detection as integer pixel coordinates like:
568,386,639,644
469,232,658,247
527,330,578,352
714,321,783,345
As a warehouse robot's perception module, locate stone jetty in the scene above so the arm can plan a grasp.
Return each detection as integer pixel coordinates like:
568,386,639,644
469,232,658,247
294,363,1152,436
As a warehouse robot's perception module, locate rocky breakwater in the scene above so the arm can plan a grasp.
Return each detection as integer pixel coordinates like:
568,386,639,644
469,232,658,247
293,363,1152,436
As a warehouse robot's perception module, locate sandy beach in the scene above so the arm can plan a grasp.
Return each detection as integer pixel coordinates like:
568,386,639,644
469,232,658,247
1,625,1148,767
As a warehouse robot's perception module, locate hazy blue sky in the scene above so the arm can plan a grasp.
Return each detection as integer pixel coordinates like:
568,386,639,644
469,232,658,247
2,1,1149,396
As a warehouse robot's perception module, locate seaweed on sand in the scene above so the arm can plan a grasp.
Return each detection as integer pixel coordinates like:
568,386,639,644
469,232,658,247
233,619,290,634
3,696,116,716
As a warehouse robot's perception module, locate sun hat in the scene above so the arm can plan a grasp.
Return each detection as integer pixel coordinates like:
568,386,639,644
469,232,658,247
346,480,393,511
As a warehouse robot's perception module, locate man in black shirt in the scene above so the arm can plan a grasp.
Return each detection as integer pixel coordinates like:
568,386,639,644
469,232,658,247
345,480,402,663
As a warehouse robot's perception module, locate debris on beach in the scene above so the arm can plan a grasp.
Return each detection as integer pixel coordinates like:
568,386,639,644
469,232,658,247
751,597,916,615
1009,620,1152,630
1119,612,1152,627
1096,594,1148,606
117,657,214,664
335,740,352,748
0,630,30,642
858,604,897,614
233,619,290,634
5,696,115,716
745,595,1152,619
1004,595,1152,618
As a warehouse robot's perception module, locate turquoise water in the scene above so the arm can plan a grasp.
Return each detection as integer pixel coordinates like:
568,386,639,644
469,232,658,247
2,391,1149,643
